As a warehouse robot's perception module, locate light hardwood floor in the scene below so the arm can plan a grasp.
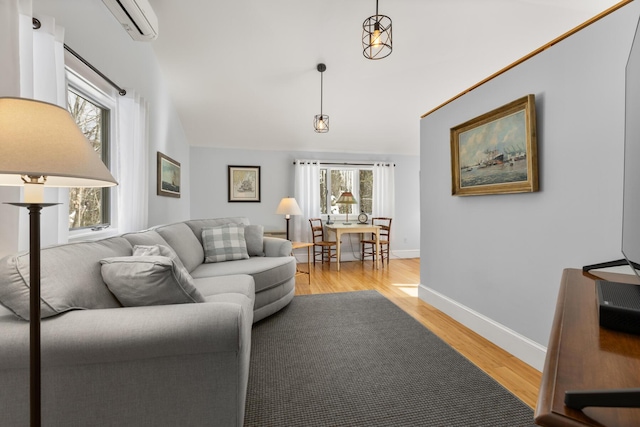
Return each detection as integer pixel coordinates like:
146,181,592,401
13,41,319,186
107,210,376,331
293,257,542,409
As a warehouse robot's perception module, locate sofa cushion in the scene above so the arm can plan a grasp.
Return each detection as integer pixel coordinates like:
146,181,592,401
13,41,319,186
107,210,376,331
244,225,265,257
100,256,205,306
0,237,130,320
155,222,205,273
202,224,250,263
191,256,296,293
193,274,255,301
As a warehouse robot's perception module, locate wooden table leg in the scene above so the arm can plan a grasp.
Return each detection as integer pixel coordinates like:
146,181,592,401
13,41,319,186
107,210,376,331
306,245,311,284
375,228,380,270
336,230,342,271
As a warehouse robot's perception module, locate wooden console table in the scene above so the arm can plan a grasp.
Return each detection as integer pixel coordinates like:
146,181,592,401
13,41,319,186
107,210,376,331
535,268,640,426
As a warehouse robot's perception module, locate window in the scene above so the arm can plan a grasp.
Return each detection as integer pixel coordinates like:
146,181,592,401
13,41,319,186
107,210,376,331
66,72,115,231
320,166,373,215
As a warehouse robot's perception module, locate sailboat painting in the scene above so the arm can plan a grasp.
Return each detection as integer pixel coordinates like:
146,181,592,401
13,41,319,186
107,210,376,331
157,152,181,198
450,95,538,196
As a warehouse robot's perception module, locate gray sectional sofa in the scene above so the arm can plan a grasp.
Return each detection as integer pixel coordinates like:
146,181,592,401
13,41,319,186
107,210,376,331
0,217,295,426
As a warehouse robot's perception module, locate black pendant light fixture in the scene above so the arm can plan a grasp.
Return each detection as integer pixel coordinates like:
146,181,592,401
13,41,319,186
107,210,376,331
314,63,329,133
362,0,392,60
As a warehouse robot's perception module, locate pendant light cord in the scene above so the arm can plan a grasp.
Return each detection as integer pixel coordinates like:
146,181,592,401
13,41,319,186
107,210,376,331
320,71,324,116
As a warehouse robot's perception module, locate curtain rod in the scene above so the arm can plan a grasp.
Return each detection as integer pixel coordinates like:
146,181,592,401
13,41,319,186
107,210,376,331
293,161,395,167
33,18,127,96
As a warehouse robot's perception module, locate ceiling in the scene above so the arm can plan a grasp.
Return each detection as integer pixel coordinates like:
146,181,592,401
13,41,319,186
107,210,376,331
148,0,621,156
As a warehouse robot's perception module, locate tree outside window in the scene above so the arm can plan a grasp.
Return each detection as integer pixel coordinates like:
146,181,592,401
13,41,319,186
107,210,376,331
319,166,373,215
67,90,110,230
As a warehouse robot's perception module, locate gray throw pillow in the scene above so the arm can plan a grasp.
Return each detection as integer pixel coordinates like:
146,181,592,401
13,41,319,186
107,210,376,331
100,256,205,306
244,224,265,257
202,224,249,263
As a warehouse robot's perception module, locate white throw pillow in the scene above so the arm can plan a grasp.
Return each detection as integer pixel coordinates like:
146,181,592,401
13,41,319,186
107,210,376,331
133,244,189,272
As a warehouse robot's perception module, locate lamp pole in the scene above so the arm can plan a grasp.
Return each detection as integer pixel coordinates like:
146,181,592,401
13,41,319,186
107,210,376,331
7,202,57,427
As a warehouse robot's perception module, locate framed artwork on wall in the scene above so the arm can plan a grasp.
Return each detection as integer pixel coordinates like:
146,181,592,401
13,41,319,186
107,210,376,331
157,152,181,198
228,165,261,202
450,94,538,196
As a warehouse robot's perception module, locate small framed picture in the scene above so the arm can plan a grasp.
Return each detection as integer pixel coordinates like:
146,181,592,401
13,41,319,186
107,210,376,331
157,152,181,198
228,165,261,202
450,94,538,196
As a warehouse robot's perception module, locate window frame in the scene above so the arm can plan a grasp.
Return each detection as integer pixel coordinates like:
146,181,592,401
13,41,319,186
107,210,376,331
66,68,118,240
320,165,374,217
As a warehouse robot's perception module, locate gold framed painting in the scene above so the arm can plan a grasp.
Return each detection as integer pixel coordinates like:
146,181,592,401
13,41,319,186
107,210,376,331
157,152,181,198
228,165,261,202
450,95,538,196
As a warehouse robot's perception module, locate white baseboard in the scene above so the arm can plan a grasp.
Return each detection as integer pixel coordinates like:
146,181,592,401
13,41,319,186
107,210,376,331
418,284,546,371
391,249,420,259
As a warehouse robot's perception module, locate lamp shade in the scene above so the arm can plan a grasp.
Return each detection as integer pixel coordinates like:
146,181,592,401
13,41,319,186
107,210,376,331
0,97,118,188
336,191,357,205
276,197,302,216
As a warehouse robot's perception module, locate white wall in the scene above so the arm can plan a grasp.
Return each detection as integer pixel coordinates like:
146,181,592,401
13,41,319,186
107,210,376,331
32,0,191,228
1,1,419,259
419,2,640,370
190,147,420,258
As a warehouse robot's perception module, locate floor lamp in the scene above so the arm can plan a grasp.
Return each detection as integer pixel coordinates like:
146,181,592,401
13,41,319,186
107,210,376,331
275,197,302,240
0,97,117,427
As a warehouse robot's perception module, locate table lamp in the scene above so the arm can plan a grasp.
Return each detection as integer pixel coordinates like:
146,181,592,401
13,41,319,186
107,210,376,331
336,191,357,225
275,197,302,240
0,97,118,427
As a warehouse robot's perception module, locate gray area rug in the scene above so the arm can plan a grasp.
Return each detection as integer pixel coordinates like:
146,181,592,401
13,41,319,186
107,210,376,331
244,290,535,426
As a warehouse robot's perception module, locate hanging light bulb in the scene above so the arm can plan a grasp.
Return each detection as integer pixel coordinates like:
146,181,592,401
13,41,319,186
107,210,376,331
371,23,381,48
362,0,392,60
314,63,329,133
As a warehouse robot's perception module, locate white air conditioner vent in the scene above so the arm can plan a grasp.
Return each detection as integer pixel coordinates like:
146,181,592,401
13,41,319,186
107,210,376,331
102,0,158,42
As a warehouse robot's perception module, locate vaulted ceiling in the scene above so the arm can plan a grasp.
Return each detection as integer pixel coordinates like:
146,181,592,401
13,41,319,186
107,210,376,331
148,0,621,156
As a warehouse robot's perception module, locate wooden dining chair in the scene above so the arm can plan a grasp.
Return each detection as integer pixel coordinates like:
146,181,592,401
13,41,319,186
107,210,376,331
361,217,392,266
309,218,337,265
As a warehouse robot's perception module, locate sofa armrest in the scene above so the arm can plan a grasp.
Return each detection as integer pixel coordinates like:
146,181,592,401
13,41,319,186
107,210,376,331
263,236,292,257
0,300,252,369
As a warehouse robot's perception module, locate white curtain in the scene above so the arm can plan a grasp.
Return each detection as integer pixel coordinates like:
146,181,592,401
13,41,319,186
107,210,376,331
372,162,395,219
32,15,65,106
32,14,69,246
0,1,69,251
116,92,149,233
292,161,320,242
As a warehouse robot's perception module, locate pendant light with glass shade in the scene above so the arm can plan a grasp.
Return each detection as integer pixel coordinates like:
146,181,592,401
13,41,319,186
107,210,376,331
362,0,392,60
314,63,329,133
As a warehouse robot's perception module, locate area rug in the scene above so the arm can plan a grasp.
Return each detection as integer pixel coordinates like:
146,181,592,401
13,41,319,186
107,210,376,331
244,291,535,426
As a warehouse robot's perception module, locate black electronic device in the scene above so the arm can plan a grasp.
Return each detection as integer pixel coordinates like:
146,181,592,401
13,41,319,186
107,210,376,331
596,280,640,335
567,14,640,411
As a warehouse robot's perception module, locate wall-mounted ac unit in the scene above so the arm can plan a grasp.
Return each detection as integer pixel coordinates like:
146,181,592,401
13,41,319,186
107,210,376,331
102,0,158,42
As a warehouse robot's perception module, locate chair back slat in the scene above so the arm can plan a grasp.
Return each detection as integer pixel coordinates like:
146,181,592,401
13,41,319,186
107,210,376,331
372,217,391,241
309,218,325,243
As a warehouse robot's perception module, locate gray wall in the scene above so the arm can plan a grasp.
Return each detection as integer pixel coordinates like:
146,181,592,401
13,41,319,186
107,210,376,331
419,1,640,367
190,147,420,257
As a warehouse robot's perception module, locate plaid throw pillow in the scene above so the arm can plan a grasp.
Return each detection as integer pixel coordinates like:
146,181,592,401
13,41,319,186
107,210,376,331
202,224,249,263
